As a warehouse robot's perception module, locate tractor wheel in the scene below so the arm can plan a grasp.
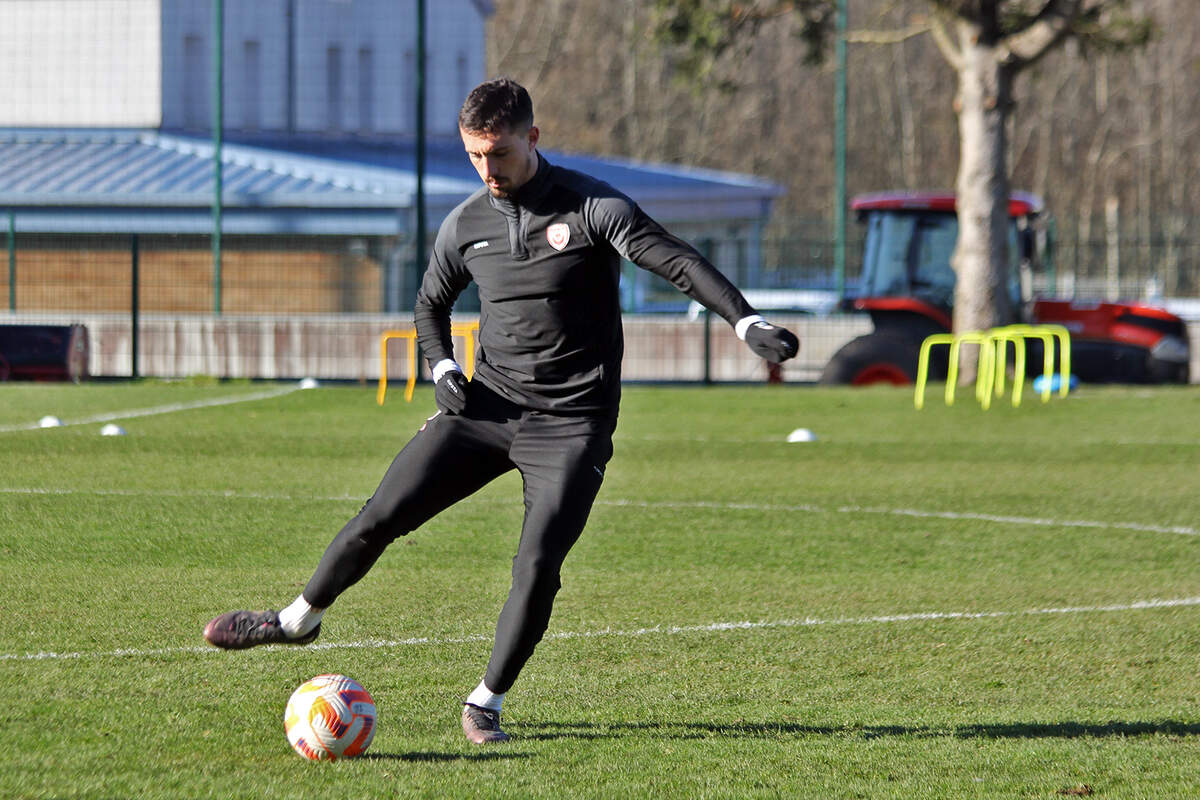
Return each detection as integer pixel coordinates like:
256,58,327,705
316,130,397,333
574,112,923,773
819,333,921,386
1147,353,1190,384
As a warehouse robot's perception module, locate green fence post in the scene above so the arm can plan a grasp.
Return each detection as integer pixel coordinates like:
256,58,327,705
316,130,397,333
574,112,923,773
409,0,428,379
415,0,427,283
7,210,14,311
703,309,712,385
699,239,714,384
212,0,224,316
131,234,140,379
833,0,847,301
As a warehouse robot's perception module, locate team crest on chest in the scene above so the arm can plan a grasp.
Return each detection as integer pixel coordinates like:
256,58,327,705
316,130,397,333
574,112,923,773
546,223,570,251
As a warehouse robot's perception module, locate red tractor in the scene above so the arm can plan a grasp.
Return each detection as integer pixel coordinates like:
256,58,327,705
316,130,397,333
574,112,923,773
819,191,1191,386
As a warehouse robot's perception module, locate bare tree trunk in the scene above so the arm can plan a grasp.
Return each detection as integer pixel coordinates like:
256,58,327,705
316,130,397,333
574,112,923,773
895,39,919,187
950,19,1014,381
622,0,640,150
1079,117,1112,289
1105,195,1120,300
1158,0,1184,294
1134,44,1156,291
869,53,901,185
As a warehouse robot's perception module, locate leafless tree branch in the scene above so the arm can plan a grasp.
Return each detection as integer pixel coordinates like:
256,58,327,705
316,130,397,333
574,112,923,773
845,24,930,44
1005,0,1086,69
928,11,963,68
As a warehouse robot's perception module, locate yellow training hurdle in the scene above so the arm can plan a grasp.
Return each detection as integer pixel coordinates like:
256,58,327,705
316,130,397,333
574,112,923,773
915,324,1071,410
916,331,997,410
377,321,479,405
997,324,1071,400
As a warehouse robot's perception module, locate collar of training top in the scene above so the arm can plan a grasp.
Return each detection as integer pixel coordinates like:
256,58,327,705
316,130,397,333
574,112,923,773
489,151,552,211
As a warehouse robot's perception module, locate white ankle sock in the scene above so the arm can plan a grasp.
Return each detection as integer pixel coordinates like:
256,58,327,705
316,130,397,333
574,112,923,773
277,595,324,637
466,679,505,712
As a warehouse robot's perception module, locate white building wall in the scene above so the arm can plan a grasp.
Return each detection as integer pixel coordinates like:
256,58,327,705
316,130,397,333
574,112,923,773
294,0,408,135
226,1,291,132
0,0,488,135
159,0,488,136
161,0,291,132
0,0,162,127
427,0,489,134
290,0,488,137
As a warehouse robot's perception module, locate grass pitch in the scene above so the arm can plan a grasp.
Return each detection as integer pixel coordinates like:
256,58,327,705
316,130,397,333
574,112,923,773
2,380,1198,799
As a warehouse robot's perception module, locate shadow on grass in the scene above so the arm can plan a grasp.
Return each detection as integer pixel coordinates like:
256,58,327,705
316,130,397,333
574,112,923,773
361,751,530,763
516,719,1200,742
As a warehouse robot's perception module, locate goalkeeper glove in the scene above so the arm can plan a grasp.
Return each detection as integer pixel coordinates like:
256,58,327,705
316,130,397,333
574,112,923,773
435,370,469,415
740,317,799,362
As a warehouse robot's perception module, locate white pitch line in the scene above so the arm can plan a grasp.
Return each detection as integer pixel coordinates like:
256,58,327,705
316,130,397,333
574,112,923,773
3,596,1197,664
0,487,1196,538
0,486,363,503
835,505,1200,538
0,386,299,433
597,498,1200,537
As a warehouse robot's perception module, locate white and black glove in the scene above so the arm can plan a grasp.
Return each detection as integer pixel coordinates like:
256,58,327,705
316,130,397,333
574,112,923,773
737,316,799,362
432,360,468,415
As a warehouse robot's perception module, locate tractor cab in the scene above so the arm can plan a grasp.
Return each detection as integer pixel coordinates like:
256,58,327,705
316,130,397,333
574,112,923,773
856,192,1039,318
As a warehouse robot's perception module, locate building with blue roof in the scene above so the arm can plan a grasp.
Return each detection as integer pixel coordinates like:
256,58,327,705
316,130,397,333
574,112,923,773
1,0,782,317
0,0,802,383
1,129,780,238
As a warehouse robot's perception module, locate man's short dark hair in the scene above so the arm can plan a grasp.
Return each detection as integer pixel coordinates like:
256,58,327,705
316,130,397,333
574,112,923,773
458,77,533,134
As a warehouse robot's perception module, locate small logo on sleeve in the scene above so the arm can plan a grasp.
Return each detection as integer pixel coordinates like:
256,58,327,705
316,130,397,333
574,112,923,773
546,223,570,251
472,240,490,250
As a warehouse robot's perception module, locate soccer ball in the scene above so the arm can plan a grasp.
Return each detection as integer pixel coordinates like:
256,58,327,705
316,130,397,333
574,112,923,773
284,674,376,761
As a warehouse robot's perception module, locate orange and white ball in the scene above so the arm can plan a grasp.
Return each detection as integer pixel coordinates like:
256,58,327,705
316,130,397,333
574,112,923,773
284,674,376,760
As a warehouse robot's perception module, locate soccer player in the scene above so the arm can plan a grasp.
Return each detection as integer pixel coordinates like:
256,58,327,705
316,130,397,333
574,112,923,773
204,78,799,745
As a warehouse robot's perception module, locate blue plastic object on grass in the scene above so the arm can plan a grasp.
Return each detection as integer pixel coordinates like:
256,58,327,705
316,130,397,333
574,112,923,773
1033,373,1078,394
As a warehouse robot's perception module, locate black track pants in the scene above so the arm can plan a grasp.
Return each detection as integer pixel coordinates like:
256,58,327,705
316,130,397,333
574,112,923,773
303,381,615,693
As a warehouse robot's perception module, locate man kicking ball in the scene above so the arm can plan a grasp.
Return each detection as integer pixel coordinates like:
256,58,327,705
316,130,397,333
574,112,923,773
204,77,798,744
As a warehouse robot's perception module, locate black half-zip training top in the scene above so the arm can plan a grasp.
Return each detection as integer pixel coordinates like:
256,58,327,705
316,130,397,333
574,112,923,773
414,153,756,413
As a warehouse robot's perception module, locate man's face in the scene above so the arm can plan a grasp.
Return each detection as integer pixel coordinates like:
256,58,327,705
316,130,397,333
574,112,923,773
460,124,539,198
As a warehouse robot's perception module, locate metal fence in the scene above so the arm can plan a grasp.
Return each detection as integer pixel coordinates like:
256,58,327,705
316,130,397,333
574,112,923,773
2,225,1198,385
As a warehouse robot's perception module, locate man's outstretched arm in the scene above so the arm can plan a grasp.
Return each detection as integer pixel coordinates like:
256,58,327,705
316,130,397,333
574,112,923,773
587,191,799,362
